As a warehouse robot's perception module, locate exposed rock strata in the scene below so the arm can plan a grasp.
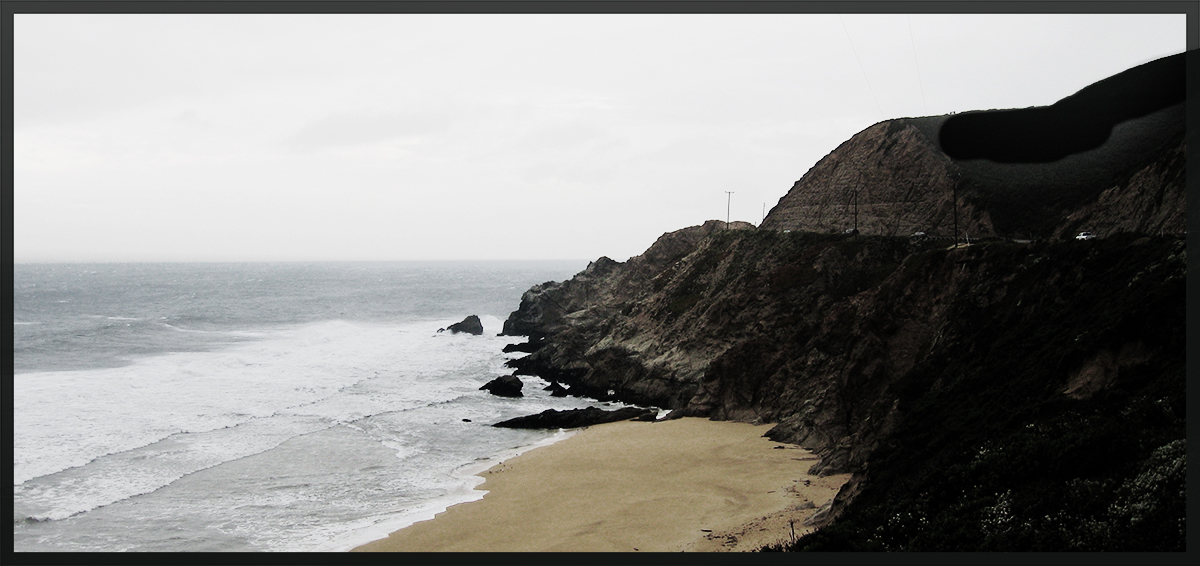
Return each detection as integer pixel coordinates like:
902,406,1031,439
758,117,976,239
501,219,754,341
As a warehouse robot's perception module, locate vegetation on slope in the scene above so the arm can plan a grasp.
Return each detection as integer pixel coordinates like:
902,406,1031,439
762,233,1186,551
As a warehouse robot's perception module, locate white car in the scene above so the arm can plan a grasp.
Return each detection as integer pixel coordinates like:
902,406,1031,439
1075,232,1096,241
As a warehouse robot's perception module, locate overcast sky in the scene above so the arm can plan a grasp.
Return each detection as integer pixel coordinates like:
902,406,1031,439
12,13,1188,263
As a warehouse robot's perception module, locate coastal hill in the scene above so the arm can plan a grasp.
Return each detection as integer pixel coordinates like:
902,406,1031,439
497,52,1187,551
759,53,1185,241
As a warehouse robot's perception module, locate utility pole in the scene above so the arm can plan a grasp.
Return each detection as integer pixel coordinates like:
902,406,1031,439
853,190,858,233
725,191,734,229
953,184,958,247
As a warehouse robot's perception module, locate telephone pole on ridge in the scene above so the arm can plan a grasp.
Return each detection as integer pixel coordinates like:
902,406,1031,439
725,191,734,229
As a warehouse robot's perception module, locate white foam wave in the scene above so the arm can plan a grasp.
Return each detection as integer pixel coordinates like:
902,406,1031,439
159,322,209,333
14,318,532,529
13,312,573,550
14,318,517,486
315,428,579,552
14,414,334,521
477,314,506,336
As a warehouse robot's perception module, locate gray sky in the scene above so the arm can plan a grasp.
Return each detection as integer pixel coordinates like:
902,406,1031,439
13,13,1187,262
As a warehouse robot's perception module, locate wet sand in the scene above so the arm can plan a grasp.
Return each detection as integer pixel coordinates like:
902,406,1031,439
352,417,849,552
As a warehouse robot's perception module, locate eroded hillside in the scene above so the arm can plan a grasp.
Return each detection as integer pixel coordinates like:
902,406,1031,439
502,227,1185,550
498,52,1187,551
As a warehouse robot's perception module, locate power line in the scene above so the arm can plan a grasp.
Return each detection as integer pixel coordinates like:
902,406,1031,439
839,15,886,122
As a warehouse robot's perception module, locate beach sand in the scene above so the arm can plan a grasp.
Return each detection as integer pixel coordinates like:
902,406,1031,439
352,417,850,552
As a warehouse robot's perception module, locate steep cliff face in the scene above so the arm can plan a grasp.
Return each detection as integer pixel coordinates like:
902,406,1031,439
504,227,1184,466
501,219,755,341
501,219,757,408
503,229,1185,550
758,117,979,238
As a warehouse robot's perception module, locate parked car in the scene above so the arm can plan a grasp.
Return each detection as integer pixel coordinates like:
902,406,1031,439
1076,231,1096,241
910,231,927,240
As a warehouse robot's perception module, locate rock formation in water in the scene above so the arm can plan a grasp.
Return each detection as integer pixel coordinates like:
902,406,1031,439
445,315,485,335
480,375,524,397
497,53,1186,551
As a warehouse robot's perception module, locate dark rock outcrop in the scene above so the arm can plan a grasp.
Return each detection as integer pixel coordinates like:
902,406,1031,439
502,339,544,354
500,220,755,340
492,407,657,429
544,382,569,397
479,375,523,397
445,315,484,335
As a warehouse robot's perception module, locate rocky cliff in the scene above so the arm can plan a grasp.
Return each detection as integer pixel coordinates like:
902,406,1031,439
497,53,1187,551
758,117,976,238
504,228,1185,550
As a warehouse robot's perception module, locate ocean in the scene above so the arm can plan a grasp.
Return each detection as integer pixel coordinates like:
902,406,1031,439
12,260,641,552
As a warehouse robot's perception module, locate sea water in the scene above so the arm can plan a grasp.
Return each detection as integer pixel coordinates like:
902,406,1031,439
12,261,636,552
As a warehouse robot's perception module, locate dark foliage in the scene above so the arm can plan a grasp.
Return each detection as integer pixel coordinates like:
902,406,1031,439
940,53,1183,163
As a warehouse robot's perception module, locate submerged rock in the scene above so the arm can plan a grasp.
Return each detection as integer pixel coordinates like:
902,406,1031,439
480,375,523,397
492,406,657,429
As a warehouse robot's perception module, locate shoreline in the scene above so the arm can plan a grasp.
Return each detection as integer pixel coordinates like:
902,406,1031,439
352,417,850,552
319,427,582,552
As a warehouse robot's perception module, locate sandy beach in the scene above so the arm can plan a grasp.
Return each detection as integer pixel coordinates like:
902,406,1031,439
353,417,850,552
